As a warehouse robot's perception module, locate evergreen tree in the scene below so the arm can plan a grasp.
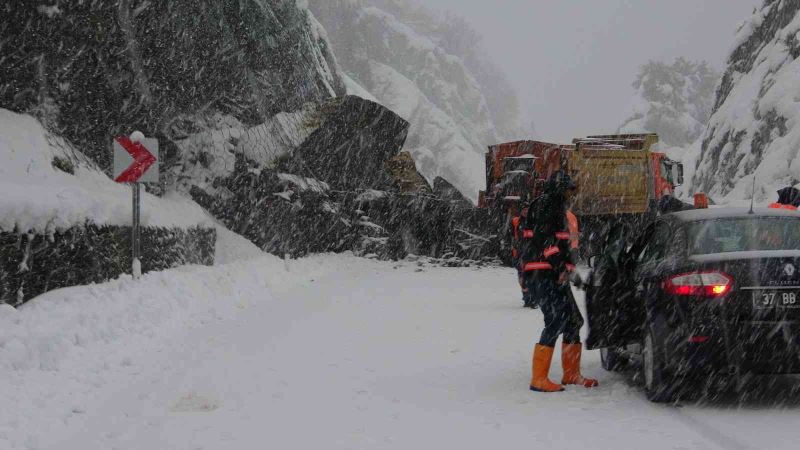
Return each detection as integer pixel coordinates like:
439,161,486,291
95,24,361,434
619,58,719,148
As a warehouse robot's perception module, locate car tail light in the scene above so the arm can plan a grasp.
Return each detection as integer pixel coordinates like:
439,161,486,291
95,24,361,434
662,271,733,298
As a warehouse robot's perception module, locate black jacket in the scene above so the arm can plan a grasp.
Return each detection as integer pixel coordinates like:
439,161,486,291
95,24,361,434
519,181,572,280
777,187,800,207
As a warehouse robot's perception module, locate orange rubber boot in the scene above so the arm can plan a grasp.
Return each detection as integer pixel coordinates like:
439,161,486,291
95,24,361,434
561,343,599,388
530,344,565,392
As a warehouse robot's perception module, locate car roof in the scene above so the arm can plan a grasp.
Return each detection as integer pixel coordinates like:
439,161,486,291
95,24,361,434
666,207,800,223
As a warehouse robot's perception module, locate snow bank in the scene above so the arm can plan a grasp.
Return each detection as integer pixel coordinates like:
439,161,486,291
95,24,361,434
0,253,341,449
0,109,211,233
0,254,295,374
213,225,265,265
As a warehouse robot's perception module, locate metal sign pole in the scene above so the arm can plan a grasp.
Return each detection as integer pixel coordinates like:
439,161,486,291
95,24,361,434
132,182,142,279
113,130,157,280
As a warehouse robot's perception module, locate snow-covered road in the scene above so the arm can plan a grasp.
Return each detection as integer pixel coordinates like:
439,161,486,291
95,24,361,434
4,254,800,449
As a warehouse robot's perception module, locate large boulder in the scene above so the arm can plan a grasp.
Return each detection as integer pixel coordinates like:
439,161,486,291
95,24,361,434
286,96,409,191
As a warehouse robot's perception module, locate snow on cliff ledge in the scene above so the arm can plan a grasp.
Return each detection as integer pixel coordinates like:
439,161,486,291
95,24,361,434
0,109,211,233
694,1,800,203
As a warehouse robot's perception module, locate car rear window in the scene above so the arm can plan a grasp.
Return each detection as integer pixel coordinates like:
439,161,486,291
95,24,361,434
687,217,800,254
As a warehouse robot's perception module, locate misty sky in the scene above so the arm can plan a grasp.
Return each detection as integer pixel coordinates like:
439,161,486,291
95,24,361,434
422,0,761,143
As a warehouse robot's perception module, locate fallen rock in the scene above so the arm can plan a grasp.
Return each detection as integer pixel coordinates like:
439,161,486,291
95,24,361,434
286,96,410,191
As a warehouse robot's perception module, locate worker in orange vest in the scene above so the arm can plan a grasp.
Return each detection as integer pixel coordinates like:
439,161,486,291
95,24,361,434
520,171,598,392
769,186,800,210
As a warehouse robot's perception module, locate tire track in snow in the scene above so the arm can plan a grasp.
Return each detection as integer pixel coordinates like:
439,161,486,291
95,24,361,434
664,407,752,450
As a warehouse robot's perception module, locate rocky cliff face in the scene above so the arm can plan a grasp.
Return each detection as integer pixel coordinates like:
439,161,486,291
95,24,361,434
308,0,523,203
0,0,345,171
694,0,800,202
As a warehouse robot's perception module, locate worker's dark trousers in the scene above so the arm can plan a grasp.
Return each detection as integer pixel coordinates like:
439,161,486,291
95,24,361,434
525,275,584,346
515,261,533,306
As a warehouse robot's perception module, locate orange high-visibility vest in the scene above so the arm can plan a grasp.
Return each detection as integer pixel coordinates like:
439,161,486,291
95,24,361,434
769,203,798,211
566,210,579,250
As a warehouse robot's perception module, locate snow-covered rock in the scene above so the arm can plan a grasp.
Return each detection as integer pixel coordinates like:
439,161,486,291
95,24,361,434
169,106,324,197
694,0,800,203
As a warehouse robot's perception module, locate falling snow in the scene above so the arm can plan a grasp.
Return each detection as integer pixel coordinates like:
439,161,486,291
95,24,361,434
2,0,800,449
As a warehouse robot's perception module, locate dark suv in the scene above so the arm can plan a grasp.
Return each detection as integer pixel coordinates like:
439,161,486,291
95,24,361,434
586,208,800,402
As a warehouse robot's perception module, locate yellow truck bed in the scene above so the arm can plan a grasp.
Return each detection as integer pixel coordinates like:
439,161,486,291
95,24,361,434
570,149,652,216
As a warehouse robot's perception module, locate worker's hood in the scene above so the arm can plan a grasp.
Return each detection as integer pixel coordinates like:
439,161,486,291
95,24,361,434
777,186,800,207
547,170,576,193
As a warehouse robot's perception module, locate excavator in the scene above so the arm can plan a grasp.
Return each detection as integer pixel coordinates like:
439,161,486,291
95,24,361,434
478,133,684,262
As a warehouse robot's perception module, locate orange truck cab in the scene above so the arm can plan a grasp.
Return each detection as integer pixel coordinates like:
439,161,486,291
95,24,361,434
652,152,682,199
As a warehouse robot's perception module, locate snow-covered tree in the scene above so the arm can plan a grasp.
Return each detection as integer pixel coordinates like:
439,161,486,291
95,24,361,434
619,58,719,148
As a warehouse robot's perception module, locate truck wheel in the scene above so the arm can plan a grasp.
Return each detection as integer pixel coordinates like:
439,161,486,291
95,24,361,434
642,324,676,403
600,347,626,372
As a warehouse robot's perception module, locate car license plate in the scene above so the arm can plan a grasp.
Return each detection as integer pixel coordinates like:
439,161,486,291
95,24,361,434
753,291,800,309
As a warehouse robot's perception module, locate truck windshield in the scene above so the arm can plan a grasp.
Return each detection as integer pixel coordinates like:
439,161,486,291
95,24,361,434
688,217,800,254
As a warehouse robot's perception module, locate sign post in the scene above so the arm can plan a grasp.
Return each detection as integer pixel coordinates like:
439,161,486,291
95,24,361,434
132,182,141,278
113,131,159,280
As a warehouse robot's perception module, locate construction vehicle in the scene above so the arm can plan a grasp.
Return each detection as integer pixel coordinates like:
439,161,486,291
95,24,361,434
478,134,684,262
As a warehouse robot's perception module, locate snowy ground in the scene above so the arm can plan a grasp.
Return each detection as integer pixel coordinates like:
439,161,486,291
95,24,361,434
3,254,800,450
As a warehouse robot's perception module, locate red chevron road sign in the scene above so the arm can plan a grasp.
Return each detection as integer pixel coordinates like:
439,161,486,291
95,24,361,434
113,136,159,183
